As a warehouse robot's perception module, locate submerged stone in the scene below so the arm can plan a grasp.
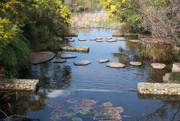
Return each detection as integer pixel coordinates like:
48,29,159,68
151,63,166,69
130,61,142,66
60,53,77,59
98,59,110,63
129,40,140,43
96,37,102,39
106,39,116,42
172,63,180,72
54,59,67,63
29,51,55,64
96,39,103,42
78,38,87,41
106,62,125,68
89,38,96,41
73,60,91,66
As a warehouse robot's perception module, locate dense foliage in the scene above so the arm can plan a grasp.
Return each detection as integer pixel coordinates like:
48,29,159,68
0,0,72,77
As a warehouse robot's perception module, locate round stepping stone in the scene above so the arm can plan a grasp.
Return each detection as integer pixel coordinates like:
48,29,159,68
106,39,116,42
129,40,140,42
130,61,142,66
116,37,126,41
78,38,87,41
60,53,77,59
73,60,91,66
106,37,112,40
151,63,166,69
98,59,109,63
64,37,72,39
69,39,75,42
54,59,67,63
96,37,102,39
96,39,103,42
89,38,96,41
106,62,125,68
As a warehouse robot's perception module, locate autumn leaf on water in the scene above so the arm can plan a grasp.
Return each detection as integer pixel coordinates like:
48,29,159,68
67,99,78,103
102,102,113,107
48,102,61,108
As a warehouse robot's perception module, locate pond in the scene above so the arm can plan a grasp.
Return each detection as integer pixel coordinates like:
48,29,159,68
0,28,179,121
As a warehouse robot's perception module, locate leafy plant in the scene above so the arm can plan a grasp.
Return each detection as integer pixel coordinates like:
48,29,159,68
169,72,180,83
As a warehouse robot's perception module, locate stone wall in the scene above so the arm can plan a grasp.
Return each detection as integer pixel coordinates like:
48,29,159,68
138,82,180,95
0,79,39,91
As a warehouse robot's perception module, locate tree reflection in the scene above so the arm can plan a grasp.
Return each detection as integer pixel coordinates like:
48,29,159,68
0,90,48,120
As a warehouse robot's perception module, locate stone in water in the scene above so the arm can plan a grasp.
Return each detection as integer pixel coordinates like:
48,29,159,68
151,63,166,69
73,60,91,66
129,40,140,43
54,59,67,63
98,59,110,63
69,39,75,42
78,38,87,41
89,38,96,41
106,62,125,68
116,37,126,41
60,53,77,59
130,61,142,66
96,37,102,39
96,39,103,42
64,37,72,39
106,37,112,40
106,39,116,42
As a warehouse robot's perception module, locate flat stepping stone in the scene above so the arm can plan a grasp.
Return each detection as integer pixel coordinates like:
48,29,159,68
172,63,180,72
130,61,142,66
57,37,63,41
106,39,116,42
29,51,55,64
106,37,112,40
89,38,96,41
106,62,125,68
64,37,72,39
129,40,140,42
96,39,103,42
60,53,77,59
98,59,110,63
116,37,126,41
151,63,166,69
54,59,67,63
78,38,87,41
96,37,102,39
73,60,91,66
69,39,75,42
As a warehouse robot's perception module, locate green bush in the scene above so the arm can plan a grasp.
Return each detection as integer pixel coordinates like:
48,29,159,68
169,72,180,83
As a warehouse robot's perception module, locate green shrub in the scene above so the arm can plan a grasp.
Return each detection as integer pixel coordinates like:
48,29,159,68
169,72,180,83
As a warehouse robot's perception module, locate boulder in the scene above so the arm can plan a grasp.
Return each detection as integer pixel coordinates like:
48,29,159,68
172,63,180,72
151,63,166,69
106,62,125,68
106,39,116,42
73,60,91,66
130,61,142,66
78,38,87,41
54,59,67,63
29,51,55,64
98,59,110,63
60,53,77,59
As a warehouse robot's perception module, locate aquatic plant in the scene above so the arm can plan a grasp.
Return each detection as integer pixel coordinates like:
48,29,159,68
48,98,124,121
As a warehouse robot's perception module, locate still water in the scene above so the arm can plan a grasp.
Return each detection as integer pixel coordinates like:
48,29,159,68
0,28,179,121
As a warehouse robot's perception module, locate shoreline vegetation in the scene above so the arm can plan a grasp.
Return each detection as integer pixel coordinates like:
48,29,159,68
0,0,179,80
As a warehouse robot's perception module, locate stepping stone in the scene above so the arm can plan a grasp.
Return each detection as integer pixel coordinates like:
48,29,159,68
106,37,112,40
69,39,75,42
29,51,55,65
151,63,166,69
96,39,103,42
116,37,126,41
89,38,96,41
172,63,180,72
54,59,67,63
130,61,142,66
106,39,116,42
106,62,125,68
96,37,102,39
78,38,87,41
57,37,63,41
98,59,110,63
129,40,140,42
73,60,91,66
60,53,77,59
64,37,72,39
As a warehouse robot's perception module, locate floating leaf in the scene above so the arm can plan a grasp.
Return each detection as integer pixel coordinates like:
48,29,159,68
67,99,78,103
102,102,113,107
64,113,76,118
72,117,82,121
56,110,66,116
113,107,124,113
48,102,61,108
